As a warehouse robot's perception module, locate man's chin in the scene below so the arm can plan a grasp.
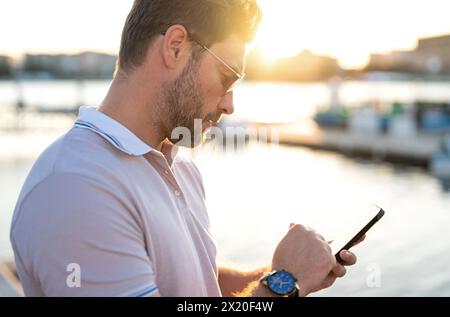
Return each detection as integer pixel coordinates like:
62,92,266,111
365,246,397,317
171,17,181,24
169,119,216,148
169,132,207,149
202,119,214,131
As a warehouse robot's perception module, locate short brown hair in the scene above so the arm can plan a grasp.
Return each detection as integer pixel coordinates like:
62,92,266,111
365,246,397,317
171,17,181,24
118,0,261,73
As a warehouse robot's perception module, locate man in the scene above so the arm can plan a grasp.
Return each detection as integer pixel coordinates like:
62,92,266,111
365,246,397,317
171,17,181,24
10,0,361,297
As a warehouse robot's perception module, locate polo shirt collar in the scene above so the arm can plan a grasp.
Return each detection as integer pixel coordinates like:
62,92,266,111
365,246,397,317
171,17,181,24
74,106,152,156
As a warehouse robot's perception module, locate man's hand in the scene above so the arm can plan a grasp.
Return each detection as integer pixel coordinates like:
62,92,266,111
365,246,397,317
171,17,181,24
271,224,364,297
318,234,366,292
271,224,334,297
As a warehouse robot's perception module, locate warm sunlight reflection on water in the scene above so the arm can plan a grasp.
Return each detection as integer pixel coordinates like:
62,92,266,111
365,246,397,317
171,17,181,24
195,141,450,296
1,81,450,296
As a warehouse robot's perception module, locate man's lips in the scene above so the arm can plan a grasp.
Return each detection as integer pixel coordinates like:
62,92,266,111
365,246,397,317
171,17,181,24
203,117,220,126
201,119,221,132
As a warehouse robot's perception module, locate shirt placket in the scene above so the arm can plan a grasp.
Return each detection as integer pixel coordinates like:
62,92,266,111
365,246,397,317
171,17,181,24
144,152,188,210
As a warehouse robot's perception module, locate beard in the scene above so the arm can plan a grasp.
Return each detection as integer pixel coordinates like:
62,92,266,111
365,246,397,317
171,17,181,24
162,56,219,148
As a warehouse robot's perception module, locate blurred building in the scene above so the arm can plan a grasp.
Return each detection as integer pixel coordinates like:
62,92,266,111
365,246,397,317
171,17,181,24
366,34,450,74
246,50,341,82
417,35,450,73
0,55,13,78
23,52,117,79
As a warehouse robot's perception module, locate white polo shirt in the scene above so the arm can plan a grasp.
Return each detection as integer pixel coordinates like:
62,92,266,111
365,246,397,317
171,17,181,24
10,106,221,297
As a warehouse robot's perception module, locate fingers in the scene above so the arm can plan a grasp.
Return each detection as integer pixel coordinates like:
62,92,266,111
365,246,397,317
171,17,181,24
290,224,328,244
316,233,327,243
331,263,347,278
320,274,337,290
353,234,366,246
339,250,357,266
316,266,345,292
316,269,343,293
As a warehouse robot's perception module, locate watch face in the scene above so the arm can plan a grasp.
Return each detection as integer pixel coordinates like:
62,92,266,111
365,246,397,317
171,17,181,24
267,271,297,295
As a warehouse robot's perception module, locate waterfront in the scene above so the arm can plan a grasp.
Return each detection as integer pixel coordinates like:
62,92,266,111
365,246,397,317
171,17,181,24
1,80,450,296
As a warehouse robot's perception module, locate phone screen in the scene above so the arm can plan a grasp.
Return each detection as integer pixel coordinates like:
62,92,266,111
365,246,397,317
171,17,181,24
330,205,385,260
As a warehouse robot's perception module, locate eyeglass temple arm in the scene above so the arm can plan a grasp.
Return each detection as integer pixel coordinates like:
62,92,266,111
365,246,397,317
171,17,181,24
161,31,243,79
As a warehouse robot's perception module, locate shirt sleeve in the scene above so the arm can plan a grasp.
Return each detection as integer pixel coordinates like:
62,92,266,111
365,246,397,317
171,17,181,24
11,173,159,297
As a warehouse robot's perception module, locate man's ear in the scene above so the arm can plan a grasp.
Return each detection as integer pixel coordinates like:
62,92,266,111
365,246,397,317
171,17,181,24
161,25,192,69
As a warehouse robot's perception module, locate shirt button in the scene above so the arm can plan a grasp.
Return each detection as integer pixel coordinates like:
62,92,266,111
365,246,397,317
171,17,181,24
164,170,169,175
174,190,181,197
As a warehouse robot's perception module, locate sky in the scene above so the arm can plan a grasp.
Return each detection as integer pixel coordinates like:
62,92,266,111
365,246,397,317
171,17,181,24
1,0,450,69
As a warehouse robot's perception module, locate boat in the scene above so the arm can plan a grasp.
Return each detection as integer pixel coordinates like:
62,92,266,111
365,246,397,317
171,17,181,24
431,135,450,181
313,106,349,130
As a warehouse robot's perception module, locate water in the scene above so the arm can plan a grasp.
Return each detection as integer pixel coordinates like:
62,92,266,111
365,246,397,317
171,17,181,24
1,80,450,296
3,79,450,124
198,143,450,296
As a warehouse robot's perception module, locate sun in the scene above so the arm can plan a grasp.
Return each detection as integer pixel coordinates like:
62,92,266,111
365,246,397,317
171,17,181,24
252,0,437,69
253,37,303,62
252,0,308,62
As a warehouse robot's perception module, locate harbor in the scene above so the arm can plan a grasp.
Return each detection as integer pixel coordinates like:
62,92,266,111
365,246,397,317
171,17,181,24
3,0,450,298
1,80,450,296
275,125,443,168
245,95,450,191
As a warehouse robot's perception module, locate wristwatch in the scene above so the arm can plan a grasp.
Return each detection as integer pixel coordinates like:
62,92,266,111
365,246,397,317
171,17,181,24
260,270,300,297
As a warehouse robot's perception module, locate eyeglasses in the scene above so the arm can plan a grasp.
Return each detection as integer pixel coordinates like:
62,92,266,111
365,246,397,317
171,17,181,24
192,39,245,93
162,31,245,93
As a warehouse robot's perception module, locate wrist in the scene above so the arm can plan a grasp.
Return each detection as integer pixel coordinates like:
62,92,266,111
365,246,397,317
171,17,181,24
252,283,279,297
259,270,300,297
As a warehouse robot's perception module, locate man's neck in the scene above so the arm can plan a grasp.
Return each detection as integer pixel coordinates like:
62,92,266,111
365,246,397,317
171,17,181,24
98,73,167,151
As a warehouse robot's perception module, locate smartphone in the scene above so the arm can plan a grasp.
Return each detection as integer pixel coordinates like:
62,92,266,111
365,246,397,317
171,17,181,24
332,205,385,263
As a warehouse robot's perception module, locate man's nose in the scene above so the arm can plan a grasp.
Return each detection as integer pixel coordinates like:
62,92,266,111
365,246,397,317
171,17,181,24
218,91,235,115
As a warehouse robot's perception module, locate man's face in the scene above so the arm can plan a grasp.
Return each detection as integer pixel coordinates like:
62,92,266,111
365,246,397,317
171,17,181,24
163,34,246,148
